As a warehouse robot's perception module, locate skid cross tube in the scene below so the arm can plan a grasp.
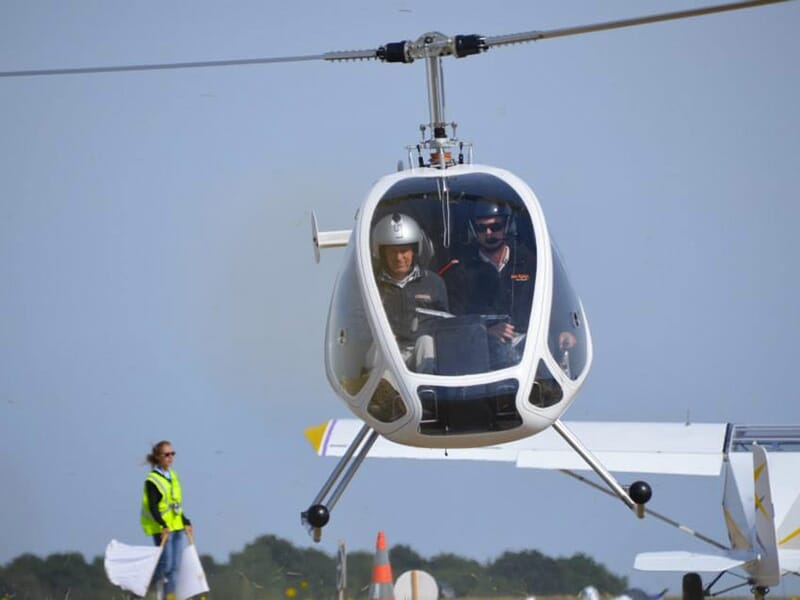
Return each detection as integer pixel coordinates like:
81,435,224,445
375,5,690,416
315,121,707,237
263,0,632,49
302,424,379,541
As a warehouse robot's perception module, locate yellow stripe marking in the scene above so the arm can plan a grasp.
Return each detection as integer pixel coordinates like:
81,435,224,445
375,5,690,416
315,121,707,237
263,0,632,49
724,506,749,548
755,494,768,517
305,422,329,454
755,462,765,480
779,527,800,546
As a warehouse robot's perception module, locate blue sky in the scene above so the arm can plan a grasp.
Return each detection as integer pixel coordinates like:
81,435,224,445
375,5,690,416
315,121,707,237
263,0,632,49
1,0,799,595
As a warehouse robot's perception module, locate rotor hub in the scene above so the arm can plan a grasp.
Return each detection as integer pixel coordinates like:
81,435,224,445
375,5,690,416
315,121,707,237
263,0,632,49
378,32,487,64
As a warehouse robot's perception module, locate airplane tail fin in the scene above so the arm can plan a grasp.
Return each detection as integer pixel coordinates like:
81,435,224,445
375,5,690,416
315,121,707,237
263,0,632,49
752,444,781,586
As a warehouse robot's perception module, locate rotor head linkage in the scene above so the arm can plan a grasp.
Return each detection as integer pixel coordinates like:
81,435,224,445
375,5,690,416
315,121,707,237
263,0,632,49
377,32,487,64
408,123,471,169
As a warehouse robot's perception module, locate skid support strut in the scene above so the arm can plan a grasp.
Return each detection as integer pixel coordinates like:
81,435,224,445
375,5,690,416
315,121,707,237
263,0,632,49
301,424,379,542
551,419,652,517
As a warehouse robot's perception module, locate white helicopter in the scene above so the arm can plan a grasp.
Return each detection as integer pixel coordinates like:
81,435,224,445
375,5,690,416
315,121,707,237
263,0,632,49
3,0,793,557
297,0,795,540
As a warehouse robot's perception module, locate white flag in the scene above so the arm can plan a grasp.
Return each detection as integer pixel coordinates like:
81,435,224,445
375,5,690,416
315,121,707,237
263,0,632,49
104,539,162,597
175,543,210,600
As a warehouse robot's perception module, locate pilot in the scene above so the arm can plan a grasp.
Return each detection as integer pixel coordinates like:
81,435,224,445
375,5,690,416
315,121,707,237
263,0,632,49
441,199,575,367
372,212,449,373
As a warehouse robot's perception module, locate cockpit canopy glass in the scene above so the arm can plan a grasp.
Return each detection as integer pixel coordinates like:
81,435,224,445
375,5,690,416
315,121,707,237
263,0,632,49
369,173,536,375
327,244,375,398
548,244,589,381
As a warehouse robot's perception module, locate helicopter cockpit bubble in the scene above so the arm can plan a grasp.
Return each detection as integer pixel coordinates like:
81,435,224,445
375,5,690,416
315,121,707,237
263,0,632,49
324,167,593,445
369,173,537,376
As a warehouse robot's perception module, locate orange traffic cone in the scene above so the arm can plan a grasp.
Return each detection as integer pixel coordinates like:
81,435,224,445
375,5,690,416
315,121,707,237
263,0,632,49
368,531,395,600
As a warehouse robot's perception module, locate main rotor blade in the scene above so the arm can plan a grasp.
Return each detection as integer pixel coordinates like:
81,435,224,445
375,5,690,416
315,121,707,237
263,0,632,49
0,48,379,78
485,0,793,48
0,0,792,78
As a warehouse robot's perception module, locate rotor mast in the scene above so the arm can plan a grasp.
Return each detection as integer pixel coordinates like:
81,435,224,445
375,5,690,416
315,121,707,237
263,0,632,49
424,53,446,142
377,31,487,168
423,48,454,168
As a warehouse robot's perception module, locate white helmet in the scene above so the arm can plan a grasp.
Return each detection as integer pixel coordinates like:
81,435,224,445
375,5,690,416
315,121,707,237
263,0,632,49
370,213,423,260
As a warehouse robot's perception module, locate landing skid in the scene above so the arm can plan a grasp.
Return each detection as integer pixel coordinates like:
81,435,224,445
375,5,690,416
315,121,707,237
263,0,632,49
301,424,379,542
302,418,651,542
552,419,652,514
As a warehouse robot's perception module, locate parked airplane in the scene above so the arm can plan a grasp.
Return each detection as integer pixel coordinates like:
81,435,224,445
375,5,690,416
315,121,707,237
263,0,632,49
634,425,800,600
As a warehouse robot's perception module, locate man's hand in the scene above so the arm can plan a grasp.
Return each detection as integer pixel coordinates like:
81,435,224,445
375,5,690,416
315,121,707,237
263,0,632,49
160,528,170,545
488,322,516,342
558,331,577,351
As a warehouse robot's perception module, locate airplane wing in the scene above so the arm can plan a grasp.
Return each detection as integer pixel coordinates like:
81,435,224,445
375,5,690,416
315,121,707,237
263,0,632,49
634,550,754,573
779,549,800,573
306,419,728,476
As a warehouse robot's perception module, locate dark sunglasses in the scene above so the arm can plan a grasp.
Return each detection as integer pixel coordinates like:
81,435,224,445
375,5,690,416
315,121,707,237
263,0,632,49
161,451,176,457
476,221,505,233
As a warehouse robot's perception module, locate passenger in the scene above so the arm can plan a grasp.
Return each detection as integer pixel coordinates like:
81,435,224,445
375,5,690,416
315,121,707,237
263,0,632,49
440,200,575,368
372,212,449,373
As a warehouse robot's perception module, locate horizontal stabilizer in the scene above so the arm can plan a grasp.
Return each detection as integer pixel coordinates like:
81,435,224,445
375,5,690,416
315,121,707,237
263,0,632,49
307,419,727,476
634,550,753,573
311,211,350,263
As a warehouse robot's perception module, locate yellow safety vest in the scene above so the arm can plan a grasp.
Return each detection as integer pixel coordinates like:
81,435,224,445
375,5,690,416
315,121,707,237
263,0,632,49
140,469,184,535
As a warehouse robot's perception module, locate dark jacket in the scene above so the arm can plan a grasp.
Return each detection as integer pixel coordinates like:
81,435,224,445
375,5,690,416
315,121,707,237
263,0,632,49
441,241,536,331
377,265,449,345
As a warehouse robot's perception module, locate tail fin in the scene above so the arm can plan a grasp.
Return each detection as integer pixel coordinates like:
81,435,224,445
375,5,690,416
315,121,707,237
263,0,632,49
752,444,781,586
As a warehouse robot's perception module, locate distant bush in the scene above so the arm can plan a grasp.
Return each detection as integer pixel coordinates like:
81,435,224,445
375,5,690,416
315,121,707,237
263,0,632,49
0,534,626,599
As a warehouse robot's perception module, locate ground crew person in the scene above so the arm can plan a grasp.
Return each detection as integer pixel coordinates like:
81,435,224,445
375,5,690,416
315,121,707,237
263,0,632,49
141,440,192,600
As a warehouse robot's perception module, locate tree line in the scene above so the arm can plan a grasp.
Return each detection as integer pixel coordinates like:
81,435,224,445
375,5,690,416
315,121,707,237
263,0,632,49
0,534,626,599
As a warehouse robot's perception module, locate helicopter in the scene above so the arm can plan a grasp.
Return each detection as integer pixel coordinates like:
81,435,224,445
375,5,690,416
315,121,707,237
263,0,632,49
295,0,797,540
1,0,796,566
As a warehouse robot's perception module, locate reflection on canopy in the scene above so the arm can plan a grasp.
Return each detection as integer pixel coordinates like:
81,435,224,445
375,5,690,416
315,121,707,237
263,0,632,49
548,244,589,381
327,244,374,398
369,173,537,375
